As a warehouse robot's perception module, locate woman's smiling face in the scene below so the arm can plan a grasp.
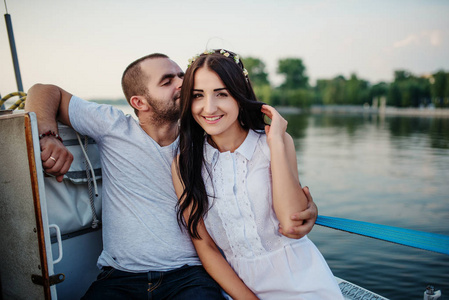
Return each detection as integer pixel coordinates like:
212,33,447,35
191,67,242,140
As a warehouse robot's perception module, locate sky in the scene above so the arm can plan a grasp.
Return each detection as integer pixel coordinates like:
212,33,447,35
1,0,448,100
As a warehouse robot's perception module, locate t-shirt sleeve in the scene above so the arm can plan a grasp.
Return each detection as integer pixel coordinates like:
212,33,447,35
68,95,125,140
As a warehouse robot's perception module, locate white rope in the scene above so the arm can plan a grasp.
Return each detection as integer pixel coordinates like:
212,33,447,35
76,132,100,228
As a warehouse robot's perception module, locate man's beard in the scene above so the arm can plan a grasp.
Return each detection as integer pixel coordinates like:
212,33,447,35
145,92,180,125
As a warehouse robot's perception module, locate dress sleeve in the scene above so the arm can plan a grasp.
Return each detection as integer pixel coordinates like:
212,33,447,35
258,133,271,162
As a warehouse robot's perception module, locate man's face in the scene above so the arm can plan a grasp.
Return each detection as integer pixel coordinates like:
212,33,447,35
140,58,184,123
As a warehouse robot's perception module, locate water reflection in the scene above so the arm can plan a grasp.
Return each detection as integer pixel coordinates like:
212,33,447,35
286,113,449,150
388,117,449,150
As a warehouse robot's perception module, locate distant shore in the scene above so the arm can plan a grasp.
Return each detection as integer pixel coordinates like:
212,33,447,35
276,105,449,118
87,100,449,118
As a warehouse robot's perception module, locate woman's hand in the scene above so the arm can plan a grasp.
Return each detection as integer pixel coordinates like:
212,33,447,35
261,104,288,146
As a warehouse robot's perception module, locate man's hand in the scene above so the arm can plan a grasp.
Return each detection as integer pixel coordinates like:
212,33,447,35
40,136,73,182
278,186,318,239
25,84,74,182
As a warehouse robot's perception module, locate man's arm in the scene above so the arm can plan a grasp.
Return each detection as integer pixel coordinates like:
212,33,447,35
279,186,318,239
25,84,74,182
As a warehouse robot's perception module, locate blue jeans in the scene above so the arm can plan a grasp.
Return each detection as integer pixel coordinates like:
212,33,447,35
81,265,225,300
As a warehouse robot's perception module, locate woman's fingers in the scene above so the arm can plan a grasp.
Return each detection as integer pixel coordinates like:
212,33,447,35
261,105,287,134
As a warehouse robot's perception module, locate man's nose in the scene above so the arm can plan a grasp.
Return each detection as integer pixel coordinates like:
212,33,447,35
175,76,183,89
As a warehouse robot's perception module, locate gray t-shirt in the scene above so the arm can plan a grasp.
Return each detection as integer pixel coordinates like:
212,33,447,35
69,96,200,272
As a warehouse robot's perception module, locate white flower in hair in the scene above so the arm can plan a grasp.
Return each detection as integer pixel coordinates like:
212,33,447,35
187,54,199,68
234,55,240,64
223,52,230,57
243,68,249,76
220,49,226,54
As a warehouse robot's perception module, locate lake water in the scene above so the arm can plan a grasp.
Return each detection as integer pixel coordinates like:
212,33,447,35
118,105,449,299
282,113,449,300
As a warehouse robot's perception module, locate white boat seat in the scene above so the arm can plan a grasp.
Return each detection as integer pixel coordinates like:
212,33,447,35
45,124,102,237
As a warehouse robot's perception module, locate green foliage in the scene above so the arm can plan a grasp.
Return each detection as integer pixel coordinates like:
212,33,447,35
277,58,309,89
312,75,370,106
323,76,346,105
346,74,370,105
243,56,272,104
244,57,269,86
271,57,311,108
284,89,313,107
238,56,448,109
387,70,432,107
253,84,272,104
394,70,412,82
370,82,389,99
387,83,402,107
270,88,312,107
431,71,447,98
431,70,449,107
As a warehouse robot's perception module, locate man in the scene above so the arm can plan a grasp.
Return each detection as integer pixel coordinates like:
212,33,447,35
25,53,317,299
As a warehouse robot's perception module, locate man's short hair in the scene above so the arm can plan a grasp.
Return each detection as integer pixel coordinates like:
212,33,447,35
121,53,169,114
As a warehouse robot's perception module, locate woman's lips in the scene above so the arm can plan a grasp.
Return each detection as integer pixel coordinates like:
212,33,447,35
203,115,223,124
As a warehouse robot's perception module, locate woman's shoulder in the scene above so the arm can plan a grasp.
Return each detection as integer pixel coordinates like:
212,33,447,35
251,130,270,161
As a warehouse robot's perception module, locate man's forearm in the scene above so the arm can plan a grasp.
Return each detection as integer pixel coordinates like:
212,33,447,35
25,84,72,133
25,83,74,182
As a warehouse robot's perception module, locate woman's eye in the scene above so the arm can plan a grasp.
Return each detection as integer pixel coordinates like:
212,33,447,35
217,92,228,97
193,94,202,98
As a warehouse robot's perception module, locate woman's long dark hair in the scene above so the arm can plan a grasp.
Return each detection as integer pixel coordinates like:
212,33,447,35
176,49,266,239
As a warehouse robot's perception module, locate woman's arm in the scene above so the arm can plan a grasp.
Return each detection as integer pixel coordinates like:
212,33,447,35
280,187,318,238
191,221,258,300
261,105,308,238
171,160,258,300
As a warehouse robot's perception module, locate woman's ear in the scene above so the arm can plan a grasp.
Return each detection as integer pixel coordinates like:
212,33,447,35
130,96,150,113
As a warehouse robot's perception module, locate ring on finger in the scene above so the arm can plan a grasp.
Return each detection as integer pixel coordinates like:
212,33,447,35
49,156,57,163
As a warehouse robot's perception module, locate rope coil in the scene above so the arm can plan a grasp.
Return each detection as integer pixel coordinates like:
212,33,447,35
0,91,27,110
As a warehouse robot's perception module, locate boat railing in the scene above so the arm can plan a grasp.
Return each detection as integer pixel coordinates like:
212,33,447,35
316,215,449,256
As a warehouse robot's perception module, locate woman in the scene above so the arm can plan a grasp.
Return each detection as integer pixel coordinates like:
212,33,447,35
172,49,343,299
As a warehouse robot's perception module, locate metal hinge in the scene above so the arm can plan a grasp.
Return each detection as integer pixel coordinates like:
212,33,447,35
31,273,65,286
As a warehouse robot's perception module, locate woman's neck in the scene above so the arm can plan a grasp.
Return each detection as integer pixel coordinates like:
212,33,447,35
208,126,249,153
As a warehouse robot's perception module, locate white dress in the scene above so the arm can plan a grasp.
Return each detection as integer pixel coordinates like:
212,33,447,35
202,130,343,300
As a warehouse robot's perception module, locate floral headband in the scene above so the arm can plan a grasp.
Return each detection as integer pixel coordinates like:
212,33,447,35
187,49,249,77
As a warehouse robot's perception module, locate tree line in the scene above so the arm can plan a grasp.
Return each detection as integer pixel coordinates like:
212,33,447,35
244,57,449,108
